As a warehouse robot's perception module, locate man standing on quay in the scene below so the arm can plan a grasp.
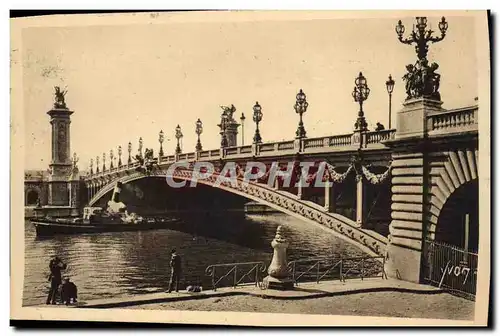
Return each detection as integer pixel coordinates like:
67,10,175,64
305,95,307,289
46,255,67,304
168,248,182,293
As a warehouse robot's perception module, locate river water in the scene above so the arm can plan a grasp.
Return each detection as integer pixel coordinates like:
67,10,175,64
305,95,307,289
23,213,368,306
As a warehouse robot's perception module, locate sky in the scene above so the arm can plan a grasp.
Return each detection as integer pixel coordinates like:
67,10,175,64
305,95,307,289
20,12,478,170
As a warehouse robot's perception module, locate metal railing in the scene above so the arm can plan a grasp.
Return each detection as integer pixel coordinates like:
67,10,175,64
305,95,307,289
424,240,478,300
287,256,386,285
205,261,267,291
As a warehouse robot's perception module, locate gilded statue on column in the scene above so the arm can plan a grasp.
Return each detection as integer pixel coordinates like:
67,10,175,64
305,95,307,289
54,86,68,109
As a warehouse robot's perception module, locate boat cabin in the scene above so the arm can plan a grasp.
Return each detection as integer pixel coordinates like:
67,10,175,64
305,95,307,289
83,207,103,220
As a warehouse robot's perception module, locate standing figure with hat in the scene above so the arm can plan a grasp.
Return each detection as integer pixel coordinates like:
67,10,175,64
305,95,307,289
168,248,182,293
46,255,67,304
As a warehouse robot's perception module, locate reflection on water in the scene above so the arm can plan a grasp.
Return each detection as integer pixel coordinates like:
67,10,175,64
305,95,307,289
23,213,366,306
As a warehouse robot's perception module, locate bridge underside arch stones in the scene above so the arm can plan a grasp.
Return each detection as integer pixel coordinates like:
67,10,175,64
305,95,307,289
384,98,479,283
88,165,390,258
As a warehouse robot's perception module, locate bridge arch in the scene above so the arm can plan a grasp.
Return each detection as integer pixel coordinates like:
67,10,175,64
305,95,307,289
88,169,388,258
428,148,479,249
25,188,40,206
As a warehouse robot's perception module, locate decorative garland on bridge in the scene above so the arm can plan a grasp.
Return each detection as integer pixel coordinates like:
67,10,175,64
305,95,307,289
360,164,392,185
325,163,354,183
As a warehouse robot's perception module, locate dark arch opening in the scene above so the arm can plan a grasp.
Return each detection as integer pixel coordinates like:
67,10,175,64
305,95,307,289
92,176,251,215
26,189,39,206
434,179,479,252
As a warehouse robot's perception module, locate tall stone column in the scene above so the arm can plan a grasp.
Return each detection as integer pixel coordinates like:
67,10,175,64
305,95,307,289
47,90,74,207
384,98,443,283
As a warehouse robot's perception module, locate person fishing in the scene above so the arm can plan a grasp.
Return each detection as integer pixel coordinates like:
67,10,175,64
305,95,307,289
46,255,67,304
168,248,182,293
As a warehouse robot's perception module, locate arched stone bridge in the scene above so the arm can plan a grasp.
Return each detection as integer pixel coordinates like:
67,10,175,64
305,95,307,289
85,129,396,257
82,99,480,284
88,163,391,258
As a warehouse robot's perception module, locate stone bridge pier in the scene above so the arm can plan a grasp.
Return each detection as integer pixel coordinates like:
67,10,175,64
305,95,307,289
384,98,479,283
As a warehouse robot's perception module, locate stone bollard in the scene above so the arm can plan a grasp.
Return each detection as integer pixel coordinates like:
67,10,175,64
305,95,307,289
263,225,294,290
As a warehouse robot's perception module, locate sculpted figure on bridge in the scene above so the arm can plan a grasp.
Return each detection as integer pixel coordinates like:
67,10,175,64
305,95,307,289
220,104,237,121
53,86,68,109
402,60,441,101
135,148,158,175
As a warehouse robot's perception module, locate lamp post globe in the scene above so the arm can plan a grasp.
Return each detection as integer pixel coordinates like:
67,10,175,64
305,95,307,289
294,89,308,139
195,118,203,151
252,101,263,144
385,74,395,129
158,129,164,157
175,125,183,154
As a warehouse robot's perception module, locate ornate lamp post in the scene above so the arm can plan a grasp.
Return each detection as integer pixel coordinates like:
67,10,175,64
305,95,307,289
294,89,308,139
195,118,203,151
252,101,263,144
127,141,132,164
96,156,100,173
90,158,94,175
396,16,448,101
385,74,395,129
118,145,122,167
240,112,246,146
102,152,106,171
352,72,370,149
109,149,114,169
159,130,164,157
396,16,448,62
138,137,143,159
175,124,183,154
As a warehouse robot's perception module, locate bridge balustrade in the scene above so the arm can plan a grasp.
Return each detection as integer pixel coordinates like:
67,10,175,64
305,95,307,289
240,145,252,154
366,129,396,144
86,129,399,179
427,105,478,136
277,140,295,150
328,134,353,147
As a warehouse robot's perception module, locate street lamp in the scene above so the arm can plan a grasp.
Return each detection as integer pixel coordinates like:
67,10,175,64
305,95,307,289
96,155,100,173
240,112,246,146
385,74,395,129
352,72,370,149
396,16,448,62
159,130,164,157
127,141,132,164
175,124,183,154
118,145,122,167
252,101,263,144
396,16,448,101
102,152,106,171
138,137,143,158
195,119,203,151
90,158,94,175
110,149,114,169
294,89,308,139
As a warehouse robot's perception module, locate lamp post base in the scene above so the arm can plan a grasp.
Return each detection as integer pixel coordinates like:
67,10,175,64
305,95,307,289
263,275,294,290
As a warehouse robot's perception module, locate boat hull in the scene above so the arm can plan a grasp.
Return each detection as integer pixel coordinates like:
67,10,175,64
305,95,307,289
31,218,180,237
